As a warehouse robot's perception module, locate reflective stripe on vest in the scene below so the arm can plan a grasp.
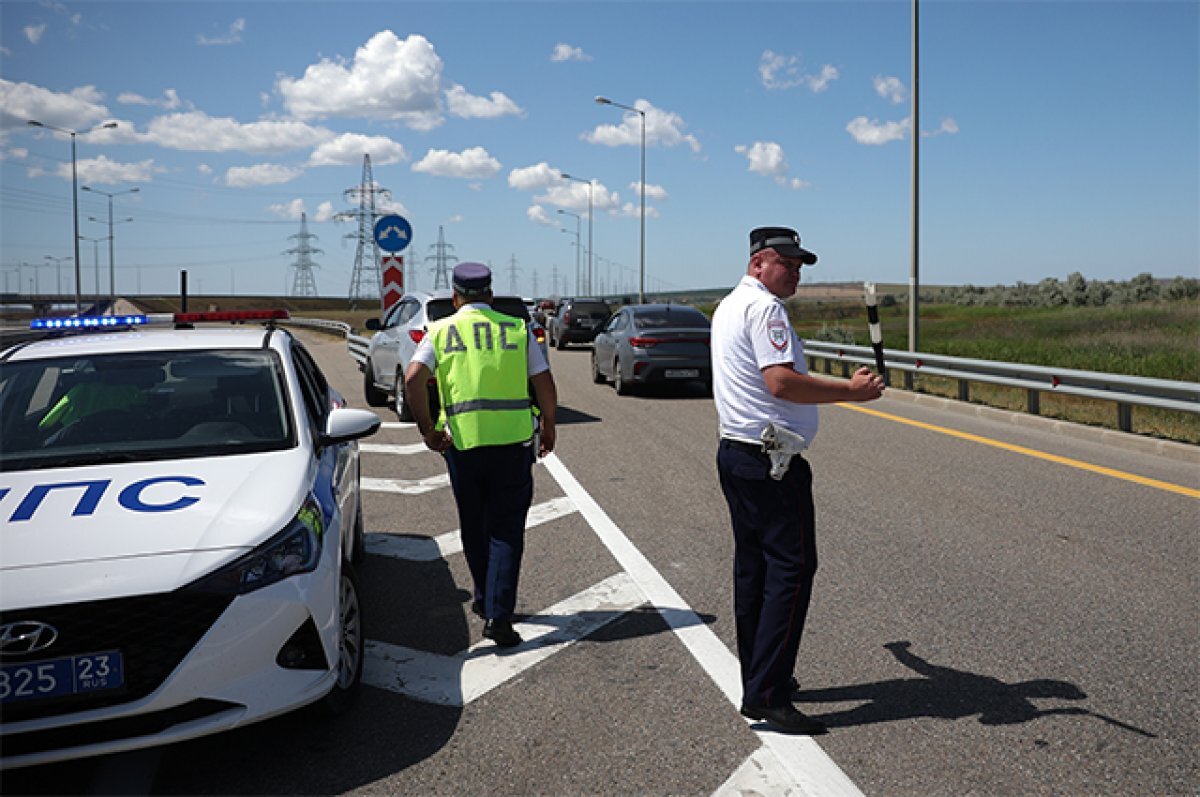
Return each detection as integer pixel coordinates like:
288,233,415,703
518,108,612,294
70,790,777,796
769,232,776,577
430,305,533,449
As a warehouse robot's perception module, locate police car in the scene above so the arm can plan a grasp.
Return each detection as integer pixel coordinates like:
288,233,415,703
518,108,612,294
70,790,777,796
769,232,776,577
0,310,380,769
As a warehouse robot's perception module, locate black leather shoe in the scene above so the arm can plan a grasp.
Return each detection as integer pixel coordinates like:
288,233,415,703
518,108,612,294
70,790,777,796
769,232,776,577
740,703,827,735
470,600,485,619
482,618,522,648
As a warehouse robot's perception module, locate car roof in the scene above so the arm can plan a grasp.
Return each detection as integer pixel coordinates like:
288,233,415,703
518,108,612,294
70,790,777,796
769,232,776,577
2,325,285,363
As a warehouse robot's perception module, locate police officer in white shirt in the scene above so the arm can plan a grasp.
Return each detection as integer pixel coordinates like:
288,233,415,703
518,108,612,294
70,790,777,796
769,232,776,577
712,226,884,734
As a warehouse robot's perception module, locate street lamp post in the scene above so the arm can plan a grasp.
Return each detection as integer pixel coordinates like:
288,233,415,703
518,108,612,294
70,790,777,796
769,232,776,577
83,185,138,301
595,96,646,304
560,173,594,294
557,209,582,295
44,255,70,296
89,214,132,302
26,119,118,312
79,235,106,299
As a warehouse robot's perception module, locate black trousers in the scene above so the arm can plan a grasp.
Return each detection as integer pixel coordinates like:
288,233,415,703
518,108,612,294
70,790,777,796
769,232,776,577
716,439,818,708
444,442,535,621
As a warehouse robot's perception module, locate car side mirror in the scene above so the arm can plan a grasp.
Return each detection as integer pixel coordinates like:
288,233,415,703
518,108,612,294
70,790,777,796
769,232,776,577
365,318,382,331
319,408,381,447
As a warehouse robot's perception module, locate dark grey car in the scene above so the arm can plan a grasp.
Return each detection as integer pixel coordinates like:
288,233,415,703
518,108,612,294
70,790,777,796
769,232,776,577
591,303,712,395
548,298,611,349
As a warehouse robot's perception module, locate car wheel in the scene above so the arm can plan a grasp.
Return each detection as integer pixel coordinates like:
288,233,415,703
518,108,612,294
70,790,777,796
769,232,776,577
614,358,631,395
591,351,607,384
393,370,414,422
318,561,364,716
363,360,389,407
556,332,568,351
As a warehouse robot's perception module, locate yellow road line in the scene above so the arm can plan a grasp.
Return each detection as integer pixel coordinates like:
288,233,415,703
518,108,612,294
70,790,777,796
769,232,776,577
838,403,1200,500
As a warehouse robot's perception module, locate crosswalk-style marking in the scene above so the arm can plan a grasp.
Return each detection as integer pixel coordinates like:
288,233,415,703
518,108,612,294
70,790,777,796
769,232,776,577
364,573,644,706
360,441,430,456
366,496,577,561
362,474,451,495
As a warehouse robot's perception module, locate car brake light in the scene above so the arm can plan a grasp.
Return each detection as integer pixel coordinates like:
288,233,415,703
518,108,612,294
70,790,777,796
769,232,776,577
629,337,661,348
174,309,289,323
562,311,571,324
409,329,426,344
533,326,546,343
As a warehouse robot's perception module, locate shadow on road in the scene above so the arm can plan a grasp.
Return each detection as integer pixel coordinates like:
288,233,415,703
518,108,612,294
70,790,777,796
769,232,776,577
796,641,1155,738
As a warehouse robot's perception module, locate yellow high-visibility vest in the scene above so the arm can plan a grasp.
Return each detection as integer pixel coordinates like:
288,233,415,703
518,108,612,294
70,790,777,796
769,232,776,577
430,305,532,450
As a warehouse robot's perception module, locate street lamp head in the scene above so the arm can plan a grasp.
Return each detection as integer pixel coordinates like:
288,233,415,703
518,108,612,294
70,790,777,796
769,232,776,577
595,96,612,105
100,122,118,130
27,119,45,128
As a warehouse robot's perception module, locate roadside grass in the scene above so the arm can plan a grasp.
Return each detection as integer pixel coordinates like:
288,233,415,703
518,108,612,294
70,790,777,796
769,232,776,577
788,299,1200,444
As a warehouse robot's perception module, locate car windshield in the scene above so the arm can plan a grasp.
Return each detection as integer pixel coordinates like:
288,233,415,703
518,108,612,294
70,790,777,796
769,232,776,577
633,308,711,329
0,350,294,472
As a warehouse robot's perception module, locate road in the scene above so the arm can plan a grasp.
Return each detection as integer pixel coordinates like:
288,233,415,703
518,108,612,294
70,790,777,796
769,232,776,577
9,330,1198,796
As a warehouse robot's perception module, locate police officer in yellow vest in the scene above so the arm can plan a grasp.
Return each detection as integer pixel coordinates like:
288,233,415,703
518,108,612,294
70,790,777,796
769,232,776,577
404,262,558,648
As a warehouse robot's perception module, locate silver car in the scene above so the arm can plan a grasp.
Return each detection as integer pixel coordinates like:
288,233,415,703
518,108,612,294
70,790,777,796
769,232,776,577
363,291,549,420
591,303,712,395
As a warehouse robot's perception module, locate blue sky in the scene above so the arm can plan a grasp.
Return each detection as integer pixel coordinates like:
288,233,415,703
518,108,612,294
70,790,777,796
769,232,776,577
1,0,1196,301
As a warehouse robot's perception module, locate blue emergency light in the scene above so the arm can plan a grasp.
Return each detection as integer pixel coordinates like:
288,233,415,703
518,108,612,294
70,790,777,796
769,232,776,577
30,314,148,330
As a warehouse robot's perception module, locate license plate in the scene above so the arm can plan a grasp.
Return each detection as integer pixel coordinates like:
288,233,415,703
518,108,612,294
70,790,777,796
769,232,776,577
0,650,124,705
664,369,700,378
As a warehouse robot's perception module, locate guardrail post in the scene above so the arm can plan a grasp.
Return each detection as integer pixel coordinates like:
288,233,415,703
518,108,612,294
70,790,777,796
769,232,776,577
904,371,914,390
1117,403,1133,433
958,379,969,402
1027,389,1040,416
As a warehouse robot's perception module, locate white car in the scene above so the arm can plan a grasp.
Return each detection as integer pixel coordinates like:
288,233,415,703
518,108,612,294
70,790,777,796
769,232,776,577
0,310,380,769
363,291,550,421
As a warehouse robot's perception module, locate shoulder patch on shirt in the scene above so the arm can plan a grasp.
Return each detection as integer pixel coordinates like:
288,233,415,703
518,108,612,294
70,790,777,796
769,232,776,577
768,319,790,351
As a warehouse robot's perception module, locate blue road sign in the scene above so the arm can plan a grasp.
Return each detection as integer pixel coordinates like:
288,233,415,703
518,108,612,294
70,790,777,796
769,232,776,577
374,215,412,253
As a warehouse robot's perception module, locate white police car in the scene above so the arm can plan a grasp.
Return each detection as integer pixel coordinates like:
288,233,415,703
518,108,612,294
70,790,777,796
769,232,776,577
0,310,380,768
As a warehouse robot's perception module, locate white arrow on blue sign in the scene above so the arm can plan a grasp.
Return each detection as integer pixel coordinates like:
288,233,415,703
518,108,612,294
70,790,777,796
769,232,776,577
374,214,412,253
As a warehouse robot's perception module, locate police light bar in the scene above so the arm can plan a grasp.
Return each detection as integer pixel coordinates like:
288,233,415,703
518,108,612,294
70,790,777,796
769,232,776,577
30,315,148,330
173,309,290,323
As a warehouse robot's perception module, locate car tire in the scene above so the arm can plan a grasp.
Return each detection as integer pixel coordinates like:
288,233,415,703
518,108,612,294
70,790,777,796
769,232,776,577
363,360,389,407
393,370,414,422
614,358,631,395
591,352,607,384
317,561,364,716
556,332,568,351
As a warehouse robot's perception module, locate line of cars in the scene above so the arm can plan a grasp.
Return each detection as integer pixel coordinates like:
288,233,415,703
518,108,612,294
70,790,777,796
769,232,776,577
0,310,381,769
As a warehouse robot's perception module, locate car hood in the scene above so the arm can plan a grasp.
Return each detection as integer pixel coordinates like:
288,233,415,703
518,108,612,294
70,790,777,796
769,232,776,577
1,451,310,608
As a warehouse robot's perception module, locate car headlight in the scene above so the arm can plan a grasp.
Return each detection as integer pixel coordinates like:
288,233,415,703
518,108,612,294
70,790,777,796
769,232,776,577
190,498,325,595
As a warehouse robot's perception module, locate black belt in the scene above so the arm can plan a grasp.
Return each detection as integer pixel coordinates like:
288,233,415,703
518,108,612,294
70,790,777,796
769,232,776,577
721,438,764,455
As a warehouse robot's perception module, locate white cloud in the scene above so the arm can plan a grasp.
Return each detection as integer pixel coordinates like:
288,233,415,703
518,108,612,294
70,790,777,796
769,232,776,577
314,201,337,222
585,99,700,153
145,111,334,154
445,84,524,119
873,75,907,105
118,89,184,110
24,24,47,45
1,78,109,130
760,51,839,92
28,154,159,185
923,117,960,137
735,141,811,190
527,205,558,227
551,43,591,62
508,162,561,191
630,182,667,202
413,146,501,179
277,31,444,130
197,18,245,46
307,133,406,166
224,163,304,187
619,202,660,219
846,116,911,145
267,198,307,220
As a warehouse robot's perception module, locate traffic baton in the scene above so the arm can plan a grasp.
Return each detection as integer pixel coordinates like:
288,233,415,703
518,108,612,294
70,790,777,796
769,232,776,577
864,282,888,385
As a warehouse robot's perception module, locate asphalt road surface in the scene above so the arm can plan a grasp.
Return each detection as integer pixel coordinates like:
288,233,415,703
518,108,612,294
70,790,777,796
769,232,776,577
6,329,1197,797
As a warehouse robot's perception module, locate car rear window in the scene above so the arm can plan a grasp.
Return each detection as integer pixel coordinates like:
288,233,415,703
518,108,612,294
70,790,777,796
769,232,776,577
570,302,610,317
633,308,710,329
426,297,530,323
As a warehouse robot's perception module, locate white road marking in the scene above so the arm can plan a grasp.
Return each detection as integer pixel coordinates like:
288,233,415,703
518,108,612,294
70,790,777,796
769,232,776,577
361,474,451,495
366,497,577,561
361,441,430,456
379,421,416,430
364,572,644,706
540,453,864,797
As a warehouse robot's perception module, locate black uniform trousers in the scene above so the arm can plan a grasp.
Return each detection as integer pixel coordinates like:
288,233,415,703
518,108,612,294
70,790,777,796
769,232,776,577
444,441,535,622
717,438,818,709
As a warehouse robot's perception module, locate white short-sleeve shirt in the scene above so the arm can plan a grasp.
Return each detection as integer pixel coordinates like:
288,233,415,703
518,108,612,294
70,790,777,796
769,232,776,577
711,275,819,445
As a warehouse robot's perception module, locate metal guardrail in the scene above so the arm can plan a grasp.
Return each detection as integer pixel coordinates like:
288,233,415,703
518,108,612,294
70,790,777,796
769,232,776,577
802,341,1200,432
281,316,369,371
